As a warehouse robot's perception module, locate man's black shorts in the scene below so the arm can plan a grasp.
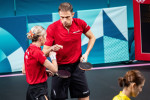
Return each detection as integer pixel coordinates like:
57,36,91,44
26,82,49,100
51,61,90,100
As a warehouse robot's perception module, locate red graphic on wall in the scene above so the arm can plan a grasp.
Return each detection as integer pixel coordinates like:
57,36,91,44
133,0,150,61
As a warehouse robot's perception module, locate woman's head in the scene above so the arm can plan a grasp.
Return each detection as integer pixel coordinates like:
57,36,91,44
27,26,46,45
118,70,145,97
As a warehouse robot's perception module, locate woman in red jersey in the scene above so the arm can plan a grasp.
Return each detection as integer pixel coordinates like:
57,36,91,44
22,26,62,100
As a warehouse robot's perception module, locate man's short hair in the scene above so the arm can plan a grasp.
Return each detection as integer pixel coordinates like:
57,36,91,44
58,2,73,12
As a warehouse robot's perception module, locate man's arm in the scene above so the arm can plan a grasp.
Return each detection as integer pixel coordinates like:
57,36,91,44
43,44,63,57
80,30,96,62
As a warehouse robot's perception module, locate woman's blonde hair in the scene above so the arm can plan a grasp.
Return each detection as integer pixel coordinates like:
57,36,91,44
27,26,46,42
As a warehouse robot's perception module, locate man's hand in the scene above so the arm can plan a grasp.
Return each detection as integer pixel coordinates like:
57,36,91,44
43,44,63,57
51,44,63,51
80,53,88,62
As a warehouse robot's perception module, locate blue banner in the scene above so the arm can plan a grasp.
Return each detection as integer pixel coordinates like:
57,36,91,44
27,6,129,64
0,6,129,73
0,16,27,73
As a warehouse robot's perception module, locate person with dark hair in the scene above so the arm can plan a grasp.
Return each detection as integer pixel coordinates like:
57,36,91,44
43,2,95,100
113,70,145,100
22,26,63,100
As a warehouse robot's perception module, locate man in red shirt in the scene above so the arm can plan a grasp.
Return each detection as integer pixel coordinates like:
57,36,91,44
43,2,95,100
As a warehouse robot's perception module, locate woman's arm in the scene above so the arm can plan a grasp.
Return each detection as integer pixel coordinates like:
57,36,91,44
22,64,26,74
43,52,58,73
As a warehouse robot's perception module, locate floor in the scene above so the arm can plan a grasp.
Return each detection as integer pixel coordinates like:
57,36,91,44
0,61,150,100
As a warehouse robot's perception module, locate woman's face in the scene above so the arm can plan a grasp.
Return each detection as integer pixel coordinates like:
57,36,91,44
41,34,46,46
131,81,145,97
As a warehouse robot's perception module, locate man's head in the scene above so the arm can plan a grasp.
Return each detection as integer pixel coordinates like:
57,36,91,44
58,2,75,28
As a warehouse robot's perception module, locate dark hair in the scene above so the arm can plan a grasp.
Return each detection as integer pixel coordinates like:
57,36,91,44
118,70,145,87
58,2,73,12
30,35,40,42
27,26,46,42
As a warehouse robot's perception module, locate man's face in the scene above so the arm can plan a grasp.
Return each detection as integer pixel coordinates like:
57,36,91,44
59,11,74,28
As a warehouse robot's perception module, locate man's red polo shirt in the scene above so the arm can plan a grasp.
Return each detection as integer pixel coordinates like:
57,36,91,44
45,18,90,65
24,44,47,84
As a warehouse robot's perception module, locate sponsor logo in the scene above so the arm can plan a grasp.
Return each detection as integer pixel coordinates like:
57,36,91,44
136,0,145,3
73,30,81,33
83,90,89,94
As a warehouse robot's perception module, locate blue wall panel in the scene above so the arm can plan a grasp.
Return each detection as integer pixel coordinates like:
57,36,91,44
0,16,27,73
16,0,107,16
16,0,68,16
0,16,27,51
0,0,133,28
109,0,134,28
0,0,15,18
